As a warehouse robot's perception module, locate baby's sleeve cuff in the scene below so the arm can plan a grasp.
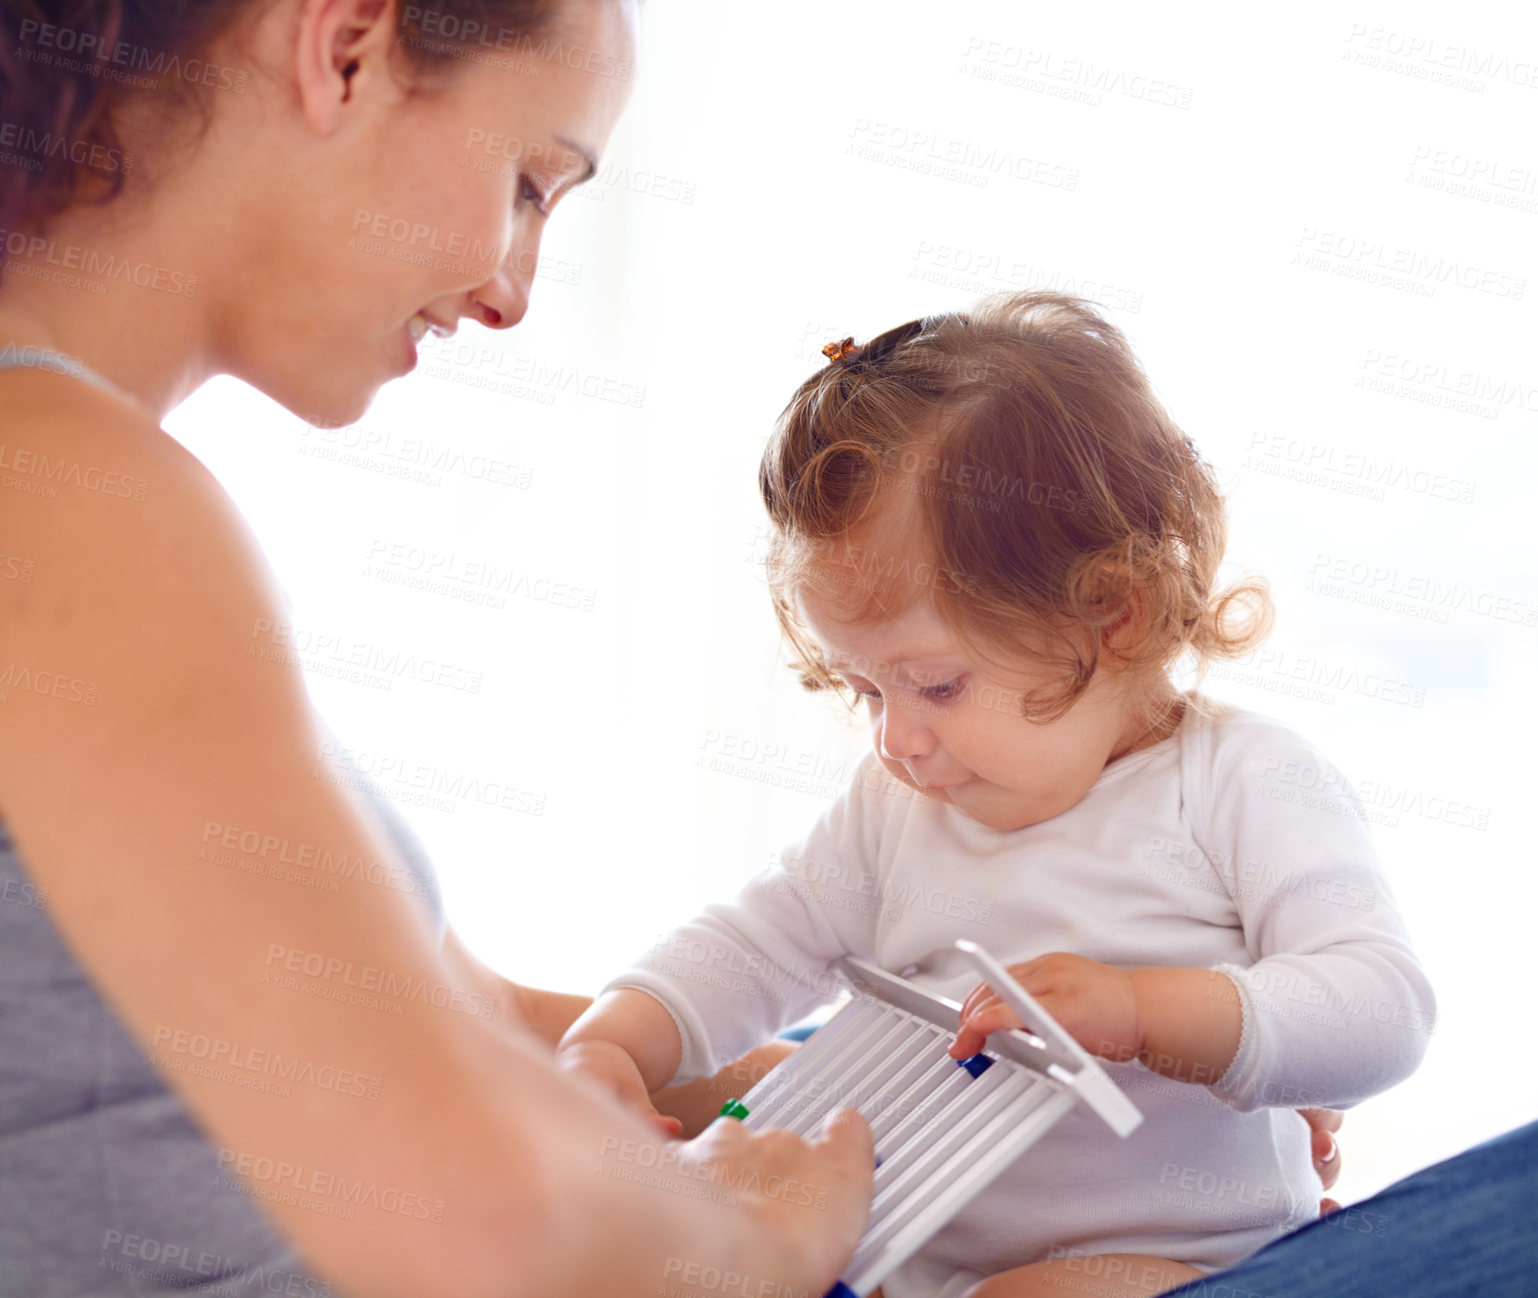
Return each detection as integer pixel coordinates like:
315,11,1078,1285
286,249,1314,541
1205,963,1262,1111
596,977,712,1084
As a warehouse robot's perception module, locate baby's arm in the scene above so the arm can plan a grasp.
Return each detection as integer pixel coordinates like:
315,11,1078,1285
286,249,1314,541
949,953,1243,1087
953,716,1434,1112
557,988,686,1135
560,755,890,1121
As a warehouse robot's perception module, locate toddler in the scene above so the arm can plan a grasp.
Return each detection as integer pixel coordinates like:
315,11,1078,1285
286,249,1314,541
558,293,1434,1298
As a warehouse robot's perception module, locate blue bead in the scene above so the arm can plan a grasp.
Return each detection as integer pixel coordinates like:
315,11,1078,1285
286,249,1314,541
957,1052,994,1078
824,1284,859,1298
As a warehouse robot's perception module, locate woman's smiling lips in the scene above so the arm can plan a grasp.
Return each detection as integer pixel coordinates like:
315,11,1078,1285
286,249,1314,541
400,311,458,371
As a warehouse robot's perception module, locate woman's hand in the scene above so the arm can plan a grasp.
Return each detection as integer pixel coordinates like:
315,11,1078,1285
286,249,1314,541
949,953,1142,1063
557,1040,683,1138
675,1107,875,1289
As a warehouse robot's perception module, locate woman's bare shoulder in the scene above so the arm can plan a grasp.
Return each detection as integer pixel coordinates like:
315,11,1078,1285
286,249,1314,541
0,376,298,816
0,375,280,626
1,370,227,517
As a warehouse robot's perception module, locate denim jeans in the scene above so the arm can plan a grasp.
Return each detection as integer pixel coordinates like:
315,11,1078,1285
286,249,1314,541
1159,1119,1538,1298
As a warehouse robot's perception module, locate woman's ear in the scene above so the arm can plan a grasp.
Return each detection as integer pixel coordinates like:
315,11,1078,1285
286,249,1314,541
292,0,398,133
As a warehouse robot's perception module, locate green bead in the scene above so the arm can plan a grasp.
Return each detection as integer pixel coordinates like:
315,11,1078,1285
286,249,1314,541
718,1099,750,1121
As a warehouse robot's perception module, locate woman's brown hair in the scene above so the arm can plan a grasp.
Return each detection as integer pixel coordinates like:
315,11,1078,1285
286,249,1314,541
0,0,569,275
759,291,1273,724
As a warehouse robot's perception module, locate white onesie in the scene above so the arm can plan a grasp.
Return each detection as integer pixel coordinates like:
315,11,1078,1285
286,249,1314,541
603,702,1434,1293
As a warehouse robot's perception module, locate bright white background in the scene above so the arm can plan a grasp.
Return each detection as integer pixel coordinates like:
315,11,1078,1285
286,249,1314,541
167,1,1535,1212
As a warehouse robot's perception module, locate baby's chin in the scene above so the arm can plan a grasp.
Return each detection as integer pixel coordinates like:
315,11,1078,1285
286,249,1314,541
940,781,1058,833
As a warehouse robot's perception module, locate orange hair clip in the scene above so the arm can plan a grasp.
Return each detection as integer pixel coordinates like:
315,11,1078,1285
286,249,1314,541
822,336,859,363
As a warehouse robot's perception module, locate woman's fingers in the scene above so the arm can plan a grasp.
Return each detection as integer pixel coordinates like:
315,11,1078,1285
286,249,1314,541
679,1107,875,1290
767,1109,875,1282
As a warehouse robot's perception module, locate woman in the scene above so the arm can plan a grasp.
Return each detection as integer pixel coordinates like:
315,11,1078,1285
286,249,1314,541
0,3,873,1296
0,1,1465,1294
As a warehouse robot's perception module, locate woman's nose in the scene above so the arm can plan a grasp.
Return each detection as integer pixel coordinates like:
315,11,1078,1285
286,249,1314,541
470,231,540,329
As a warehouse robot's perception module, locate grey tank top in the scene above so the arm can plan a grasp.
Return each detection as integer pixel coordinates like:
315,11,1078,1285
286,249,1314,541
0,349,447,1296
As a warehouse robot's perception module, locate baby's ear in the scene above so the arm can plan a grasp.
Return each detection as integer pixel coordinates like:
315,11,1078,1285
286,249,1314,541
1099,587,1146,655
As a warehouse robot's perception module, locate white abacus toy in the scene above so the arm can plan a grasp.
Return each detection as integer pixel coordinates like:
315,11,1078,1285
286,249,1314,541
718,940,1143,1298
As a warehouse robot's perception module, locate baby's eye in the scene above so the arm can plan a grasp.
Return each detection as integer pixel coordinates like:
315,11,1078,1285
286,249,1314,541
919,677,965,702
517,174,550,217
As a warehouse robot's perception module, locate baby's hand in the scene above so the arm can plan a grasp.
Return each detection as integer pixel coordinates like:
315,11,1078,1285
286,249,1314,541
948,953,1143,1064
556,1039,684,1138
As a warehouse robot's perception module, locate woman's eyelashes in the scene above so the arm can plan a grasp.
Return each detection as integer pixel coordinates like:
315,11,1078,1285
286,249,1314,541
517,173,551,217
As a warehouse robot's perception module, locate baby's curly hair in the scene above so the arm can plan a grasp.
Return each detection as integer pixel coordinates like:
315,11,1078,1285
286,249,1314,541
758,291,1272,724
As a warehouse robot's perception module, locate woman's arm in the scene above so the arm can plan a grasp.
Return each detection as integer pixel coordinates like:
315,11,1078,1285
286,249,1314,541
0,401,872,1298
446,934,802,1137
440,925,594,1047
